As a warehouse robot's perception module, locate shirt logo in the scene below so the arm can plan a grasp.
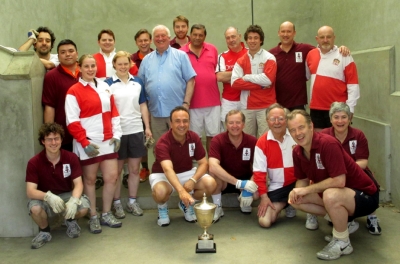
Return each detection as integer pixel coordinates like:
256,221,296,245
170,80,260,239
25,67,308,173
295,52,303,63
242,148,251,161
349,140,357,154
189,143,195,157
63,164,71,178
333,58,340,66
315,154,325,169
258,62,264,69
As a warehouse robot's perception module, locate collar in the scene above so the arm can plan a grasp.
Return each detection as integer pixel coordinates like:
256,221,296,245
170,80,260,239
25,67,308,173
111,73,135,83
266,129,291,142
228,42,246,53
156,46,171,55
99,48,116,57
79,77,97,89
60,63,80,78
317,45,338,54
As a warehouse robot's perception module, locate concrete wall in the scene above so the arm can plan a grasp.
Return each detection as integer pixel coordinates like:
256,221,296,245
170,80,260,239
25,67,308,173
0,47,45,237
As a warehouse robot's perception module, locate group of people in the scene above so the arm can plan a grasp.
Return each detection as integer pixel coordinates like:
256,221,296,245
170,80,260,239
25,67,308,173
23,15,381,261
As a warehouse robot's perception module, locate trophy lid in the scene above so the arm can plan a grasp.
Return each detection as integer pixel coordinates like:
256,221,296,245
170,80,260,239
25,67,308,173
194,193,216,211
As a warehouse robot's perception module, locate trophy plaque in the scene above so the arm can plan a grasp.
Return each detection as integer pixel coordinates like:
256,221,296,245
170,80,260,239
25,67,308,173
194,193,217,253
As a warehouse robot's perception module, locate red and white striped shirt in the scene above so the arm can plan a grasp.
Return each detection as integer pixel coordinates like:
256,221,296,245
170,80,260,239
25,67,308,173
253,129,297,195
306,45,360,112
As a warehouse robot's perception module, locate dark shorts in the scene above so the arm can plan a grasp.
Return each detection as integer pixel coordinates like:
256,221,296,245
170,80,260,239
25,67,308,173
222,183,240,195
268,182,296,203
350,189,380,221
118,132,146,160
310,109,331,129
288,105,306,112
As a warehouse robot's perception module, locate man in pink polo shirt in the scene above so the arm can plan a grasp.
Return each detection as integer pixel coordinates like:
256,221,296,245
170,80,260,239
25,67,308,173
181,24,220,153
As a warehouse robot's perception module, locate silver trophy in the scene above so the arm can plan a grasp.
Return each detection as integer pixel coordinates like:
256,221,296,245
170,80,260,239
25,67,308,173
194,193,217,253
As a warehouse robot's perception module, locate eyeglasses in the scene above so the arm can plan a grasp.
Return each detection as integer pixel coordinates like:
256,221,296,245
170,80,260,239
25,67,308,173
44,137,61,143
267,117,286,122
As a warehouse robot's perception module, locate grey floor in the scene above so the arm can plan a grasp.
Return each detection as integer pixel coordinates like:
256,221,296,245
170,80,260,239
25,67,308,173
1,178,400,264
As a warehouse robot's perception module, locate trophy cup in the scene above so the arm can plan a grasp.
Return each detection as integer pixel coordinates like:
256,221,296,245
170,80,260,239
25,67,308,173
194,193,217,253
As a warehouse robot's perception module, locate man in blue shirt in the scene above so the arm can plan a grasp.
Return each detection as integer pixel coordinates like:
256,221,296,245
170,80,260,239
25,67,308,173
138,25,196,142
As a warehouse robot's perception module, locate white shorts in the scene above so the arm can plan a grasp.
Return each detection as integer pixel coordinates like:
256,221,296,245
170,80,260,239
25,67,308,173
189,106,220,137
242,108,269,138
149,167,209,192
220,98,241,122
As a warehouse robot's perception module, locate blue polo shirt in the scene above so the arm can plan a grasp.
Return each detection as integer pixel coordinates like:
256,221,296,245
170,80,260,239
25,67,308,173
138,46,196,117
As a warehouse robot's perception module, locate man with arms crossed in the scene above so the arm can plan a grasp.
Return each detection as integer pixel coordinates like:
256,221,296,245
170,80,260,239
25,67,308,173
231,24,277,138
287,110,379,260
216,27,248,130
149,107,216,227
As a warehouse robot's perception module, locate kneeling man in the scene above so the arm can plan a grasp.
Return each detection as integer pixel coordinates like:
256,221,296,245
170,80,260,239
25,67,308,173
253,103,297,228
209,110,258,222
26,123,89,249
150,106,216,227
287,110,379,260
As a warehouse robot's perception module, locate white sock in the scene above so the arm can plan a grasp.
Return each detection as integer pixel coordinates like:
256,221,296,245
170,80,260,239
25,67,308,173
212,193,222,206
158,202,168,209
113,199,121,205
332,227,349,242
129,198,136,204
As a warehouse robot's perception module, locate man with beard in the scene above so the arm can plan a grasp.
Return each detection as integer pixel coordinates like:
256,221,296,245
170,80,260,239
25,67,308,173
18,27,59,70
170,15,190,49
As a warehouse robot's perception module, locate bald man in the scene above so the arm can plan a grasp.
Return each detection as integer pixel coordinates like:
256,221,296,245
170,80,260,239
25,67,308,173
306,26,360,131
269,22,350,112
215,27,248,131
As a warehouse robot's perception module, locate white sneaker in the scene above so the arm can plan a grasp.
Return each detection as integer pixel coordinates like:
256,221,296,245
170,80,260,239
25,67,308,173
237,193,252,214
305,213,319,230
285,205,296,218
178,201,197,223
127,201,143,216
317,238,353,260
324,220,360,242
157,204,170,227
213,205,224,223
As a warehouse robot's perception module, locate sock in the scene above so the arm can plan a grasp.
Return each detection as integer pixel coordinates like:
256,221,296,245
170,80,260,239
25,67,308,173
158,202,168,209
113,199,121,206
90,215,98,220
367,214,376,219
141,162,148,170
129,197,137,204
39,225,50,233
332,227,349,242
102,212,108,217
212,193,222,206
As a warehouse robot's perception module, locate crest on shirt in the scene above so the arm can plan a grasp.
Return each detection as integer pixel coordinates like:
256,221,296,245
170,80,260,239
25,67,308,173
315,154,325,169
189,143,195,157
258,62,265,69
332,58,340,66
295,52,303,63
63,164,71,178
242,148,251,161
349,140,357,154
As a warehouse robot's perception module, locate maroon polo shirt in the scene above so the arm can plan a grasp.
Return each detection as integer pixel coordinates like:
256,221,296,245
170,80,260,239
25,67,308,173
292,132,377,195
42,65,80,145
209,131,257,180
269,42,314,109
131,49,154,69
170,36,191,49
26,149,82,194
321,126,369,161
152,130,206,174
